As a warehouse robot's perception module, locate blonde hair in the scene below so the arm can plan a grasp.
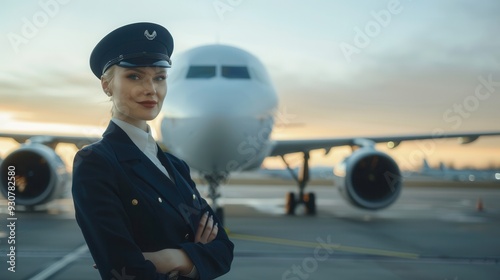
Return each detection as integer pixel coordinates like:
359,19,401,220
101,65,116,84
101,65,116,115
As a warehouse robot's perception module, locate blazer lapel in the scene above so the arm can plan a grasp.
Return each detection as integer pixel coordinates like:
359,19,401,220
102,122,192,226
156,149,201,230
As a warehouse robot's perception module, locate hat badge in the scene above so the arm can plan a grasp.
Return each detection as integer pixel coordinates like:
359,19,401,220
144,30,157,40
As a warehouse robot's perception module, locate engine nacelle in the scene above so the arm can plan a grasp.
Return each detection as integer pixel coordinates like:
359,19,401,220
0,143,69,207
335,147,402,210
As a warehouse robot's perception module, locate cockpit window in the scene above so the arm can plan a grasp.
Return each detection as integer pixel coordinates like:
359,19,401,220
186,66,216,78
221,66,250,79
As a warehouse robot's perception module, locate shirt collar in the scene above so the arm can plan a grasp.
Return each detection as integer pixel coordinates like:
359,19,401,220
111,118,155,153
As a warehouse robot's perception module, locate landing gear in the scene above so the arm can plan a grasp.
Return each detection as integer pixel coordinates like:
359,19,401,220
281,152,317,215
285,192,296,215
304,192,316,215
285,191,317,215
204,173,226,226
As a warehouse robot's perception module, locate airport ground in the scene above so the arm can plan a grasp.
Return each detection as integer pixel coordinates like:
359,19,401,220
0,180,499,280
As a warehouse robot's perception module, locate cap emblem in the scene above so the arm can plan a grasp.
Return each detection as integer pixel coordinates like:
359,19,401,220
144,30,157,40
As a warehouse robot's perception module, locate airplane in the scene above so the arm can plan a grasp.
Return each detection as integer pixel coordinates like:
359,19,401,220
418,158,500,182
1,44,500,224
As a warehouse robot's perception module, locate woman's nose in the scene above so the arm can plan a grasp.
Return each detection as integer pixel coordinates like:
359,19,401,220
142,79,157,95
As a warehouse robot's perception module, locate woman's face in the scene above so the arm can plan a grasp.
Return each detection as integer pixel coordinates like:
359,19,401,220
103,66,167,129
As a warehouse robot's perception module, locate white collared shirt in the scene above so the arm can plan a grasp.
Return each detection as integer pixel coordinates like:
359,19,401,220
111,118,171,181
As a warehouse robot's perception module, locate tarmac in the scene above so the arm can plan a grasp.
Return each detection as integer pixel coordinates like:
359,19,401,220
0,181,499,280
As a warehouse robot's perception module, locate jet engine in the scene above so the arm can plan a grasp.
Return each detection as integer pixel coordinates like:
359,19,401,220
335,147,402,210
0,143,69,207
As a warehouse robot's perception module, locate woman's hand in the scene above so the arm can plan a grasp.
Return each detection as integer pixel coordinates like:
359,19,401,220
141,211,218,276
195,211,218,244
143,249,193,275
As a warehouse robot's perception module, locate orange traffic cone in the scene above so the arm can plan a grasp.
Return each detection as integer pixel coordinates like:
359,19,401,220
476,198,484,212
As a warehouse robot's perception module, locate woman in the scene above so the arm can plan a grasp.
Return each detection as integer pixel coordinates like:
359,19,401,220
72,22,233,280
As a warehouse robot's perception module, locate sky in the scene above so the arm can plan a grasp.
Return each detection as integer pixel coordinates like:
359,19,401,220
0,0,499,171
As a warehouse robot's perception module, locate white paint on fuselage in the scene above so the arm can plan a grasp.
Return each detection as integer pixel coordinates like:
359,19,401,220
156,45,278,173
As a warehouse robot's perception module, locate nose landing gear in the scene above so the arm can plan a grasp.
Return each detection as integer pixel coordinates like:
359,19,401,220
204,172,227,226
282,152,316,215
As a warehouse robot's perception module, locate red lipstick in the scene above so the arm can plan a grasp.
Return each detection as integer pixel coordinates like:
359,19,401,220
138,101,157,108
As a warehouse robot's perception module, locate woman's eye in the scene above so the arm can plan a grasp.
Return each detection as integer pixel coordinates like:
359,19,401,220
155,75,167,81
127,74,140,80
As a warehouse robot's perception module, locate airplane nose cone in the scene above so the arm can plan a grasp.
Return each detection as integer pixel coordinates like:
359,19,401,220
162,78,277,173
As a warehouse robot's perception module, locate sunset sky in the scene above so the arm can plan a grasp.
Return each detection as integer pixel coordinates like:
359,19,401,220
1,0,499,171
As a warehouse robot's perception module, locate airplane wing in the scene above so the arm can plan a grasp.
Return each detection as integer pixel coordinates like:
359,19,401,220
0,133,101,149
267,130,500,214
269,131,500,156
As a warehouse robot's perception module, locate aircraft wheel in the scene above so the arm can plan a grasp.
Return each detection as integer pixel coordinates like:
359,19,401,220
215,207,225,227
304,192,316,215
285,192,296,215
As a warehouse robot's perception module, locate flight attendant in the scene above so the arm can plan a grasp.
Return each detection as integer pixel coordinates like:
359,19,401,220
72,22,233,280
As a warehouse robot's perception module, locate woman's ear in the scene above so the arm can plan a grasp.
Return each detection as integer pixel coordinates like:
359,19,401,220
101,77,111,96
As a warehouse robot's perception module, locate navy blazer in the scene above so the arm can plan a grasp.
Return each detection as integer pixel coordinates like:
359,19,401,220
72,121,233,280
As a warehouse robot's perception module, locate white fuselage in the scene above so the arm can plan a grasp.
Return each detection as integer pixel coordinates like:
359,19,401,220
154,45,278,174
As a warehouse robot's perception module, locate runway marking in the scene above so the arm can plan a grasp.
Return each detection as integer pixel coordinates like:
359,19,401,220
29,244,88,280
230,233,420,259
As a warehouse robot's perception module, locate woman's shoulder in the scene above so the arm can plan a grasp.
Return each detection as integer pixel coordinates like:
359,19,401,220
76,139,108,157
73,139,116,168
